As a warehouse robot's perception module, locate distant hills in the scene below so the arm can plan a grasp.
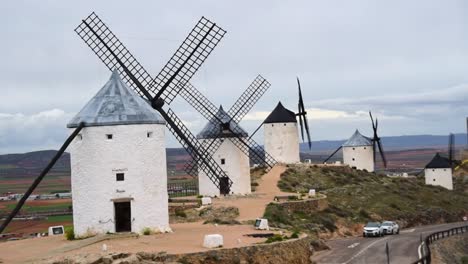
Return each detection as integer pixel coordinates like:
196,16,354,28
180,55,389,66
1,133,466,178
300,133,467,153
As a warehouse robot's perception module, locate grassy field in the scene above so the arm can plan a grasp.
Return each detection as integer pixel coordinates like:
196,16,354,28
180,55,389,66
264,164,468,235
0,173,70,194
0,199,72,215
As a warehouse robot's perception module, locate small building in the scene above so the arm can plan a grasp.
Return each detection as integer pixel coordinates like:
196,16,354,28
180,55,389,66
424,153,453,190
342,130,374,172
263,102,300,164
197,106,251,196
67,70,170,237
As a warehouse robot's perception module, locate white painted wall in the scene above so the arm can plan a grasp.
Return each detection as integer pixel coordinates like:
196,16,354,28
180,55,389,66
198,138,251,196
69,124,169,237
264,122,300,164
343,146,374,172
424,168,453,190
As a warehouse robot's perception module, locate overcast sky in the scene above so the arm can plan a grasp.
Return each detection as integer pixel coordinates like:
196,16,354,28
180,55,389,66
1,0,468,154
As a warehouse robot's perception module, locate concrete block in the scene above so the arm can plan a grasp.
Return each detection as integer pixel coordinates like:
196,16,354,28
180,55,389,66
254,218,269,230
308,189,316,197
48,225,64,236
201,197,212,205
203,234,223,248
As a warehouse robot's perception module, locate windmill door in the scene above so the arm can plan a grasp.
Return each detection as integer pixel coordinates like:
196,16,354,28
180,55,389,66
114,202,131,232
219,176,230,195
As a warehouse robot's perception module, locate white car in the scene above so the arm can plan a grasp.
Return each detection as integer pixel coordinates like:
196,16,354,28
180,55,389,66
363,222,384,237
381,221,399,235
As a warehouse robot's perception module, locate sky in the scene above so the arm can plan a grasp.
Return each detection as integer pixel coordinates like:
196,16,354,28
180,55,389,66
1,0,468,154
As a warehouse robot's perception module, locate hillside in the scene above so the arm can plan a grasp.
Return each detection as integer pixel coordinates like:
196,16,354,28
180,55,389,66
264,165,468,236
300,133,467,152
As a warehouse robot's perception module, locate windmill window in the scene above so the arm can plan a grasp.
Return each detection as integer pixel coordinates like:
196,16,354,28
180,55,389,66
284,123,286,126
352,148,355,150
432,169,435,172
364,147,366,149
77,134,83,141
443,169,446,171
221,158,226,165
352,158,355,161
271,124,274,127
147,131,153,138
433,179,436,182
116,173,125,181
106,134,113,140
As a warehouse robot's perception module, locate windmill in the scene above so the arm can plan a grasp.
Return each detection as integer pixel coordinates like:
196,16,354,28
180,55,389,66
250,77,311,164
180,75,272,195
323,111,387,172
423,134,455,190
0,12,231,233
73,13,236,194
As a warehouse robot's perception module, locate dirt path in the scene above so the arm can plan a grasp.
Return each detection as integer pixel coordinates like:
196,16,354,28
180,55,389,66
0,165,290,263
0,223,273,263
213,165,293,221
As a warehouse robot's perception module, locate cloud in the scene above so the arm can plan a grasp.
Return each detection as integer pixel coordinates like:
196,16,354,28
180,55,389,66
0,109,74,154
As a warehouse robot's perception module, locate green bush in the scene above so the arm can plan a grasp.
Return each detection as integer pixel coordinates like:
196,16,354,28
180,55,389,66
461,256,468,264
142,227,151,235
175,209,187,218
265,234,284,243
290,232,299,238
65,226,75,240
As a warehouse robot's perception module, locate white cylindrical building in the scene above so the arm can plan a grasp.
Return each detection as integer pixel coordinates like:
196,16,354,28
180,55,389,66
197,106,251,196
263,102,300,164
342,130,374,172
424,153,453,190
67,70,170,237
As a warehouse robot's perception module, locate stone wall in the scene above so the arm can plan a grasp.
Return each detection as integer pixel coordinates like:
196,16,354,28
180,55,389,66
51,236,315,264
276,196,328,215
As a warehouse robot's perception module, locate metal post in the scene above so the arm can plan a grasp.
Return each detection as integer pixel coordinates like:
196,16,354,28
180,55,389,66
386,241,390,264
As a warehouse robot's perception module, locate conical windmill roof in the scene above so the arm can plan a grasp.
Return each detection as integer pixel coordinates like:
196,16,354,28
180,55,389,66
264,102,297,124
425,153,451,169
197,106,248,139
67,70,165,128
342,129,372,147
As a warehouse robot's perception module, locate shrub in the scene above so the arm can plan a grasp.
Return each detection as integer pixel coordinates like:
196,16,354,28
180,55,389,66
142,227,151,235
175,209,187,218
290,232,299,238
65,227,75,240
461,256,468,264
263,204,291,226
359,209,370,219
265,234,284,243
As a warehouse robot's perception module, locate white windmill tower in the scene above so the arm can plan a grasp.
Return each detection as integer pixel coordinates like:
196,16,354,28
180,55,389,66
262,78,311,164
67,70,170,236
424,134,455,190
323,112,387,172
196,106,251,196
424,153,453,190
342,130,374,171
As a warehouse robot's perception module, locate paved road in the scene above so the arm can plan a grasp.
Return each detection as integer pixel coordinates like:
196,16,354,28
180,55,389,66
312,222,466,264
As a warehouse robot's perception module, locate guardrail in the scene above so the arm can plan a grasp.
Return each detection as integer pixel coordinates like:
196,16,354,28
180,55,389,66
412,224,468,264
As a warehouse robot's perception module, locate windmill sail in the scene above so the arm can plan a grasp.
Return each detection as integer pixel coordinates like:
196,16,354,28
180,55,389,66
75,12,232,193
